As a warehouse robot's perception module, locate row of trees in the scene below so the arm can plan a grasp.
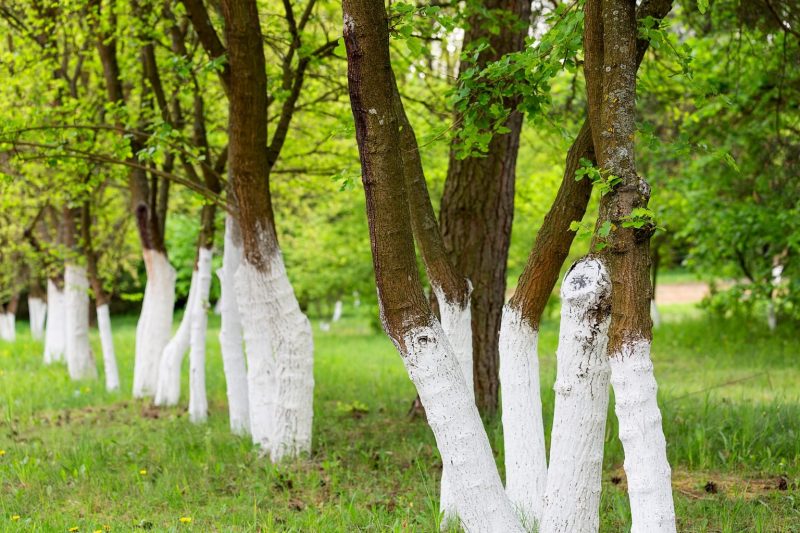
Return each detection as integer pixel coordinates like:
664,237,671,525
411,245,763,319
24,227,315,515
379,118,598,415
0,0,796,531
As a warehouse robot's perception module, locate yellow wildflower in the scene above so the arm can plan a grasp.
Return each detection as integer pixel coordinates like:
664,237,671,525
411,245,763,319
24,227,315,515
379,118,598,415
69,528,79,532
11,515,20,521
179,517,192,524
0,450,6,456
139,469,147,475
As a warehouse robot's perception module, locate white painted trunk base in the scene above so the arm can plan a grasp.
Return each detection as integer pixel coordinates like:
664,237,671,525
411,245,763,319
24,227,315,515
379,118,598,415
609,339,676,533
235,250,314,462
188,248,213,424
217,215,250,435
399,320,524,533
44,279,66,364
64,265,97,380
28,296,47,340
133,250,176,398
540,258,611,533
332,300,343,322
96,304,120,392
154,270,198,407
499,306,547,527
0,313,14,342
431,285,474,527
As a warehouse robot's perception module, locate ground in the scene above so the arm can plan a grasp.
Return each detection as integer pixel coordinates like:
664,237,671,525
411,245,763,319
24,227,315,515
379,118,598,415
0,293,799,532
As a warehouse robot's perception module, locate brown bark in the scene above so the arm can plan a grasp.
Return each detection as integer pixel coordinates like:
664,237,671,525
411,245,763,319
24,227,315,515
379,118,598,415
342,0,431,341
80,201,109,307
439,0,532,414
586,0,653,353
507,0,673,331
91,2,166,254
389,72,469,306
219,0,277,269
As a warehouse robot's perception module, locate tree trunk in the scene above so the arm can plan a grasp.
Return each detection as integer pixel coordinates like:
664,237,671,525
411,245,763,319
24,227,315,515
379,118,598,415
389,69,474,526
585,1,675,530
155,269,198,406
438,0,531,415
28,295,47,340
221,0,314,460
43,277,66,364
188,246,213,423
342,2,524,530
82,201,120,392
217,213,250,435
92,4,175,397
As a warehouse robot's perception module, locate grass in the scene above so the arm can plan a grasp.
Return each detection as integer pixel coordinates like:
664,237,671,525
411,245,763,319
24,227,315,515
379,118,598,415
1,305,799,532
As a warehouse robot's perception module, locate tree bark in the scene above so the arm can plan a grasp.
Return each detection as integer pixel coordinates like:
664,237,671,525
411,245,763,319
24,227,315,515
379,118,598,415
438,0,532,415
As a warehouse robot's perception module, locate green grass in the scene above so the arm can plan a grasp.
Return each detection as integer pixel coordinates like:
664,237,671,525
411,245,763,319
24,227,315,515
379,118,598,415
1,306,799,532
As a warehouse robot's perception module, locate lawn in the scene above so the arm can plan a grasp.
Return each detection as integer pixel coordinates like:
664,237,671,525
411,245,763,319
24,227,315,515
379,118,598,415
1,305,799,532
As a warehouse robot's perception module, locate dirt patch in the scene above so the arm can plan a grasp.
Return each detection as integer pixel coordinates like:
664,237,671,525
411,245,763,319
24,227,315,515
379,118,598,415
607,468,795,500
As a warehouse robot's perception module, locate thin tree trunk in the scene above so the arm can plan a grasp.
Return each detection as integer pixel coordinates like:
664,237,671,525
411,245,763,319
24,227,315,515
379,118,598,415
217,213,250,435
188,246,212,423
342,3,524,530
438,0,532,415
81,201,120,391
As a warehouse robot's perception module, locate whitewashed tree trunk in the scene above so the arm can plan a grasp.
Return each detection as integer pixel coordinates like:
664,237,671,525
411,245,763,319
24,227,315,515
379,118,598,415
236,261,277,451
154,270,198,406
28,296,47,340
64,265,97,380
96,304,120,392
218,215,250,435
402,320,525,532
768,263,784,331
0,313,14,342
188,247,213,424
235,247,314,462
540,259,611,533
432,285,474,528
498,306,547,527
332,300,343,322
609,339,676,533
44,279,66,363
133,250,176,398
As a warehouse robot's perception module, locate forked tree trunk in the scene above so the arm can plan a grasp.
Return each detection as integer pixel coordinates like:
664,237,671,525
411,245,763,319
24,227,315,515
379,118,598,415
221,0,314,460
342,4,523,530
44,278,66,364
438,0,532,416
584,1,675,530
155,269,198,406
217,213,250,435
499,1,673,527
389,71,473,526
